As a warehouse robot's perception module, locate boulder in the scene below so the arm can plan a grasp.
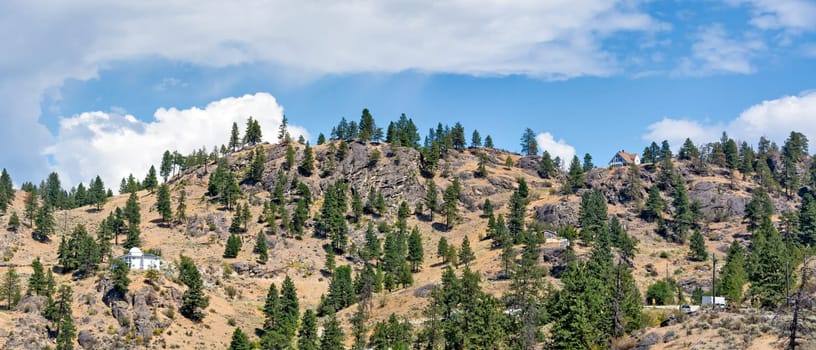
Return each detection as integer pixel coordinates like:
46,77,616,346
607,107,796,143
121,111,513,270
78,330,98,349
636,332,660,350
687,181,746,221
534,202,579,227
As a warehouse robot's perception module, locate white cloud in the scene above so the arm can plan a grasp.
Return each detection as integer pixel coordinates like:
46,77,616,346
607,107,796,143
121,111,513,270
643,91,816,149
0,0,663,183
725,0,816,32
642,118,723,150
44,93,307,188
675,24,765,76
535,132,576,169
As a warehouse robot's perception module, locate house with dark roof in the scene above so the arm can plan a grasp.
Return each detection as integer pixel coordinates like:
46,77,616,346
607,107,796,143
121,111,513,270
608,150,640,168
118,247,161,271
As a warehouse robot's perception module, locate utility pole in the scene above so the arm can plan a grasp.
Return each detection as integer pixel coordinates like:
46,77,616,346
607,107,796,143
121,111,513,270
712,254,717,309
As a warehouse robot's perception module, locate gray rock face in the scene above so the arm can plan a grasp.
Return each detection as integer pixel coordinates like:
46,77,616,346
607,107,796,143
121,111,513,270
636,332,660,349
687,181,747,221
534,202,579,227
78,330,98,349
2,314,51,350
15,295,46,314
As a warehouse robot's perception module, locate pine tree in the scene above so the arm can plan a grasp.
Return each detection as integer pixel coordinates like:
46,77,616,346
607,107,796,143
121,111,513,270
143,165,158,193
678,138,700,160
249,147,266,183
263,283,280,331
642,185,664,222
539,151,557,179
407,226,424,272
689,229,707,261
229,122,241,151
224,234,242,258
176,188,187,224
320,311,345,350
471,129,482,147
298,309,319,350
285,144,295,171
442,180,460,230
156,183,172,223
111,258,130,296
278,115,289,143
124,191,141,227
24,188,38,227
437,237,449,263
254,230,268,263
123,224,141,249
279,276,300,341
33,204,55,242
27,257,46,295
243,116,263,145
228,327,251,350
583,153,594,172
520,128,538,156
0,168,13,213
565,155,585,194
672,175,693,242
0,266,22,309
54,285,76,350
484,135,494,148
160,150,173,182
180,261,208,321
299,143,315,176
351,191,363,223
7,211,20,231
748,218,788,309
458,236,475,267
717,240,747,307
424,178,439,221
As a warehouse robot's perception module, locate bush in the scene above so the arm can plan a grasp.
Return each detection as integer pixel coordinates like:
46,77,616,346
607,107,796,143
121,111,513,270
646,280,674,305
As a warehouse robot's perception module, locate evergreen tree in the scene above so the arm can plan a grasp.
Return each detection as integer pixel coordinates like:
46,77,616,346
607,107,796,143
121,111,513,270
362,222,381,262
484,135,494,148
143,165,158,193
279,276,300,341
255,230,268,263
88,176,107,211
229,122,241,151
180,260,208,321
27,257,46,295
689,229,707,261
520,128,538,156
24,188,38,227
160,150,173,182
717,240,747,307
0,168,13,213
53,285,76,350
224,234,242,258
156,183,172,223
7,211,20,231
798,192,816,246
678,138,700,160
565,155,585,194
471,129,482,147
642,185,664,222
583,153,594,172
317,133,326,145
243,116,263,145
424,178,439,220
278,115,289,143
458,236,475,267
539,151,557,178
748,218,787,308
0,266,22,309
320,311,345,350
358,108,376,141
111,258,130,296
248,146,266,183
298,309,319,350
228,327,251,350
323,265,356,313
33,204,55,242
437,237,449,263
176,188,187,224
671,175,693,242
299,143,315,176
124,191,141,227
351,191,363,223
407,226,424,272
442,180,460,230
123,223,141,249
285,144,296,171
263,283,280,331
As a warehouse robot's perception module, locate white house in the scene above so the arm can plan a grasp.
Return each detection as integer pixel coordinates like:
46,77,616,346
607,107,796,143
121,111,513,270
118,247,161,271
608,150,641,168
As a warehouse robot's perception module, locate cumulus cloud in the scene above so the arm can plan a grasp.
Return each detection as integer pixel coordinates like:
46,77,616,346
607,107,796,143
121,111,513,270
643,91,816,149
0,1,665,182
45,93,307,187
725,0,816,32
535,132,576,169
675,24,765,75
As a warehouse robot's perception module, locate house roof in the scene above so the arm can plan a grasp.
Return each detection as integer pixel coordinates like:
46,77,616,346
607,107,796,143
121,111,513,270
615,150,638,164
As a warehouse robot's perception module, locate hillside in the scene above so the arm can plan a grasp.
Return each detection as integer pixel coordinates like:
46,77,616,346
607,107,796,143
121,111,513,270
0,138,813,350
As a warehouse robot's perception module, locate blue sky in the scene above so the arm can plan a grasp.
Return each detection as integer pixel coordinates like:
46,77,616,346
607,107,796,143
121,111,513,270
2,0,816,187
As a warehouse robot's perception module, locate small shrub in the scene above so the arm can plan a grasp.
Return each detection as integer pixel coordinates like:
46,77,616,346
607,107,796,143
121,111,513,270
659,251,669,259
227,318,237,327
225,286,238,299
